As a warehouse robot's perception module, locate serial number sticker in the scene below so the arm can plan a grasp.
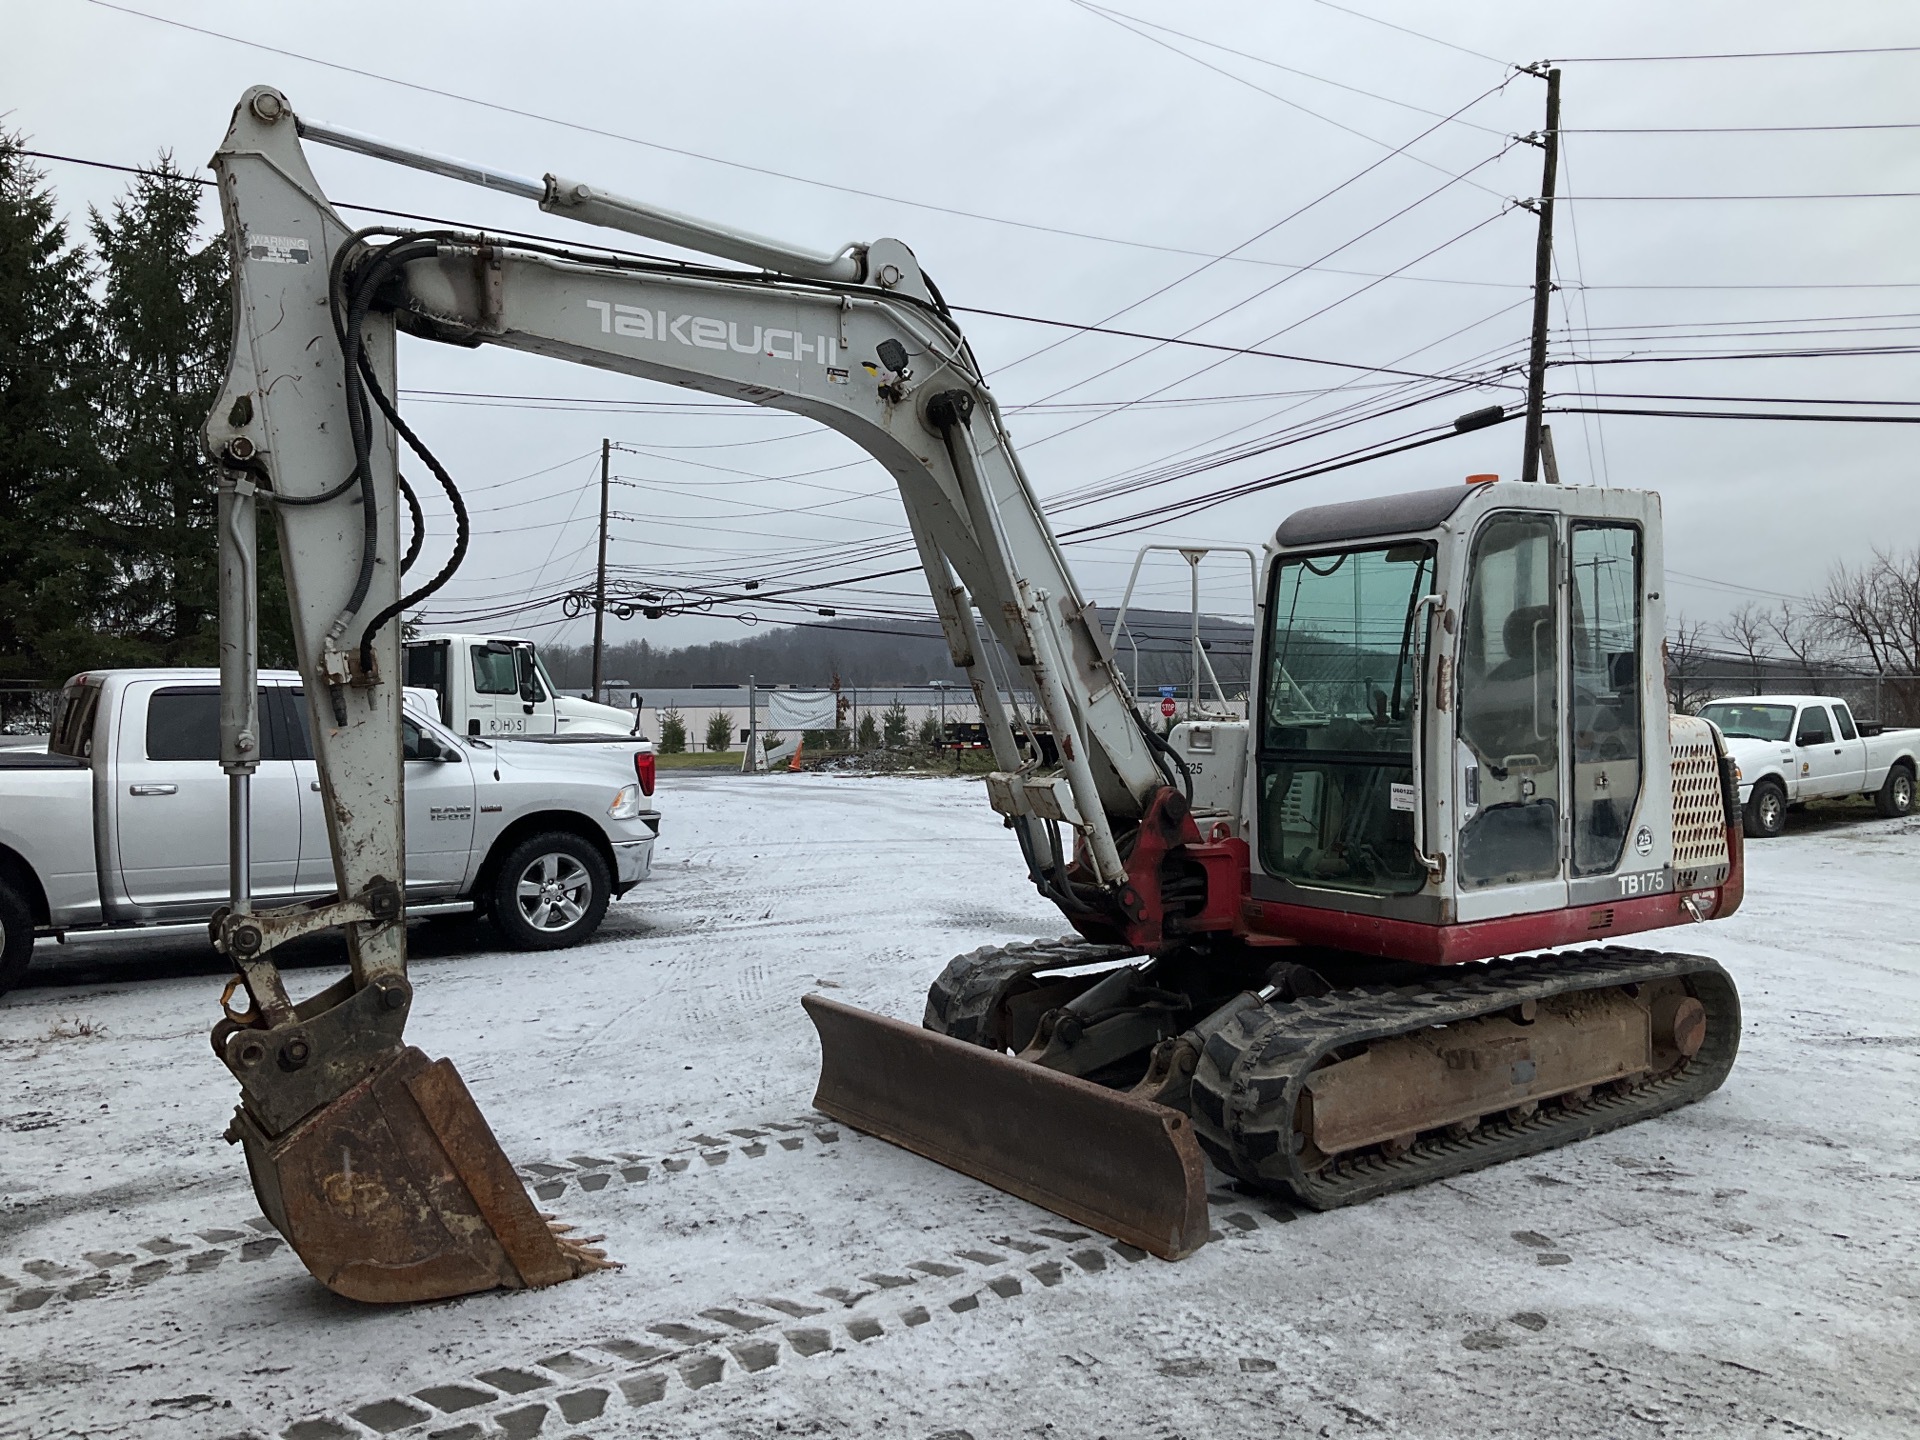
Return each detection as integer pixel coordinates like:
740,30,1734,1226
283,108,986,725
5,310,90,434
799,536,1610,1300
1389,782,1417,812
1615,868,1669,898
245,232,312,265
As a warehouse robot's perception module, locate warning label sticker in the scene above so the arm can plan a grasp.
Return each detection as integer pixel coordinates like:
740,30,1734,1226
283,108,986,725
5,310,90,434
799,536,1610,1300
245,233,311,265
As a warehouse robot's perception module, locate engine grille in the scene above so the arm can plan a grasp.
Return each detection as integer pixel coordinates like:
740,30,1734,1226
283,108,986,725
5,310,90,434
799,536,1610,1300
1670,716,1731,880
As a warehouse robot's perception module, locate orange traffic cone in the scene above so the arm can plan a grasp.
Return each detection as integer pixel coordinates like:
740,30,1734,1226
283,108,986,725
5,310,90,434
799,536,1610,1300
788,736,805,772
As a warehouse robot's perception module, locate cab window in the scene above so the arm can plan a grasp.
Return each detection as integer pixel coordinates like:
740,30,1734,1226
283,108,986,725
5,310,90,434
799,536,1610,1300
145,687,222,761
49,682,102,758
1797,706,1833,746
1833,702,1858,741
1258,542,1434,896
472,645,518,695
1568,523,1642,876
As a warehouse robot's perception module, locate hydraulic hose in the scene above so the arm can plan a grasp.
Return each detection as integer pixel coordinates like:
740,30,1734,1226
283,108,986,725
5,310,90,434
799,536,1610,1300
355,354,471,674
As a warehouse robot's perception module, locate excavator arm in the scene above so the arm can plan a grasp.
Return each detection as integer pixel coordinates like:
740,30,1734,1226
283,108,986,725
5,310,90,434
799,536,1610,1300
204,86,1212,1301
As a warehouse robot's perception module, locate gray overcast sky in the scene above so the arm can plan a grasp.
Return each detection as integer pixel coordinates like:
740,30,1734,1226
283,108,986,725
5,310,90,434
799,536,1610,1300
10,0,1920,655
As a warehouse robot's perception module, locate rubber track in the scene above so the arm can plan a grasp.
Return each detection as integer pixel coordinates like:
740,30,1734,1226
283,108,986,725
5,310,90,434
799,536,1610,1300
922,937,1136,1047
1188,946,1741,1210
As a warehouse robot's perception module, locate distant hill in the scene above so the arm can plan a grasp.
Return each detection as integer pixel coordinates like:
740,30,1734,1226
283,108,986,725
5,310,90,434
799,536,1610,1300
542,608,1255,695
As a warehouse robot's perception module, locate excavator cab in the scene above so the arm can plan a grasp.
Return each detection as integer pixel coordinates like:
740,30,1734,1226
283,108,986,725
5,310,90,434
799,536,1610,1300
1246,478,1709,953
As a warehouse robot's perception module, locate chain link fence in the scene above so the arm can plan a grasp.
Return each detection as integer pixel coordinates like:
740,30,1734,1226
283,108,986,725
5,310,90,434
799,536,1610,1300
1669,669,1920,729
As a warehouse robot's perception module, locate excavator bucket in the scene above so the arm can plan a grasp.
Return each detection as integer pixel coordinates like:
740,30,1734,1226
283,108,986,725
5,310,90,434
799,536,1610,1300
228,1045,608,1303
804,995,1209,1260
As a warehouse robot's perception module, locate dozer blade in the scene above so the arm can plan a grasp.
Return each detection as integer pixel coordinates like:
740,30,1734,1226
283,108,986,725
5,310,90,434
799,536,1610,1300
229,1046,609,1303
804,994,1208,1260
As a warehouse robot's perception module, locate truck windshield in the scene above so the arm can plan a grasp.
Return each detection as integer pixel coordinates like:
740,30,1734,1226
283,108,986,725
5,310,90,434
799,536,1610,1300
1699,702,1795,742
1259,542,1433,896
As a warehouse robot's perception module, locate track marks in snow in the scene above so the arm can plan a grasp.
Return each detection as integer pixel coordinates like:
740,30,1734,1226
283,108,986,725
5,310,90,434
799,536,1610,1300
271,1198,1307,1440
0,1115,846,1322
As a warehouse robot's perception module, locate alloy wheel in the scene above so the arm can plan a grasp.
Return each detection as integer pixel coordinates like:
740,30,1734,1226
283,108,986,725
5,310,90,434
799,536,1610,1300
515,852,593,932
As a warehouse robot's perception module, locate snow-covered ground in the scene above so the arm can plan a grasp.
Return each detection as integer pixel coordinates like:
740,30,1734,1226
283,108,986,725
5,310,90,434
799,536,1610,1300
3,775,1916,1439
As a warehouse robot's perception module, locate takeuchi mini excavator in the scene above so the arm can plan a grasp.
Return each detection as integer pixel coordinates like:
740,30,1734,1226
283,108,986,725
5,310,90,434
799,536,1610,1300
203,87,1745,1301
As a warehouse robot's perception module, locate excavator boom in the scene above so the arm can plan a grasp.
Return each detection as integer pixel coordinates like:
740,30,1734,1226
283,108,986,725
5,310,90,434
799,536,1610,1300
205,87,1201,1300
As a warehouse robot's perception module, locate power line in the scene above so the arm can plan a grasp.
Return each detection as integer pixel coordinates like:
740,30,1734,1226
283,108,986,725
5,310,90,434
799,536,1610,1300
1577,280,1920,291
1573,191,1920,201
1556,44,1920,62
1561,344,1920,365
1562,389,1920,407
1068,0,1508,196
1548,403,1920,424
1569,122,1920,133
1019,207,1514,452
952,305,1521,385
1068,2,1507,133
1303,0,1512,69
987,77,1518,380
76,0,1504,279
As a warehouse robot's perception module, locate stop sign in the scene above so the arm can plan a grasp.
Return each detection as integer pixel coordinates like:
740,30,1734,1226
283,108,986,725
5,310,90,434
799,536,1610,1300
1160,697,1177,718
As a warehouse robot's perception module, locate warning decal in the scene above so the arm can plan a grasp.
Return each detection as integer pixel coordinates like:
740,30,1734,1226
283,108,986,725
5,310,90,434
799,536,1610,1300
246,233,312,265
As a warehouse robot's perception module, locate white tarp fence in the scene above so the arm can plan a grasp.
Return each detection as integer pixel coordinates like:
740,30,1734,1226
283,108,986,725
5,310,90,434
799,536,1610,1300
764,689,838,730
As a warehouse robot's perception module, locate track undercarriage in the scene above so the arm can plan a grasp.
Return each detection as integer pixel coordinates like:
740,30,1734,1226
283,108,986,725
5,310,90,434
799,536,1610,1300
905,937,1739,1217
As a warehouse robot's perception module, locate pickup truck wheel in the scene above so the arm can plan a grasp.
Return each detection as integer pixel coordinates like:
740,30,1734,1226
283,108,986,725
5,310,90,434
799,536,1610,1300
1744,779,1787,839
489,833,610,950
0,880,33,998
1875,762,1916,819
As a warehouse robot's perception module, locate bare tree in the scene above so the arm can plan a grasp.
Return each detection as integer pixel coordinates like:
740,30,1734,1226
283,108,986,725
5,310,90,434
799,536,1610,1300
1716,602,1771,691
1762,598,1831,679
1815,547,1920,725
1665,616,1715,713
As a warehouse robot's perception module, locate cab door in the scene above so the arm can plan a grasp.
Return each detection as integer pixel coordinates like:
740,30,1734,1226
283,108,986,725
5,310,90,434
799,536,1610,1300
1453,513,1567,920
1566,522,1649,892
465,640,556,736
1796,704,1855,796
401,715,475,894
114,682,302,910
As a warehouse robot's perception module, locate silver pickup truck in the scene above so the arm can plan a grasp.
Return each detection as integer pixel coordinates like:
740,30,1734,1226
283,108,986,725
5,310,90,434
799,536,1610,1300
0,669,660,994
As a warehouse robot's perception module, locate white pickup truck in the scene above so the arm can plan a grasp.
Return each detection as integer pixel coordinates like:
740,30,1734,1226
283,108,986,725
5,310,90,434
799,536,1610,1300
1697,694,1918,838
0,668,660,995
403,632,639,739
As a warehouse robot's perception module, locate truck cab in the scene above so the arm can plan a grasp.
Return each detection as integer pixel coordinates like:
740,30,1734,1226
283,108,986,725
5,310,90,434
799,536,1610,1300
403,633,638,739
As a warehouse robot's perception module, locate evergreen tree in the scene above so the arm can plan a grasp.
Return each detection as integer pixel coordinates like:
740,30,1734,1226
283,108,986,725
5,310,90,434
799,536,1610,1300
0,134,113,718
89,155,230,664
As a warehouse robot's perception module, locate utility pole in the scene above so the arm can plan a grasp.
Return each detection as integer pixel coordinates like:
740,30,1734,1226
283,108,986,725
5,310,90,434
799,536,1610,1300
591,437,610,700
743,673,759,774
1520,66,1560,485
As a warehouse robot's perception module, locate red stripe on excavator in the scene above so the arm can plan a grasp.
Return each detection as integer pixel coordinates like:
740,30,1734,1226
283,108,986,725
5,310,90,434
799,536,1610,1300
1244,824,1745,967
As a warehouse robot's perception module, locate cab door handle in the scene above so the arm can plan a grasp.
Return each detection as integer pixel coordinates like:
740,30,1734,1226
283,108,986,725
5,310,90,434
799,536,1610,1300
128,783,177,796
310,781,322,791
